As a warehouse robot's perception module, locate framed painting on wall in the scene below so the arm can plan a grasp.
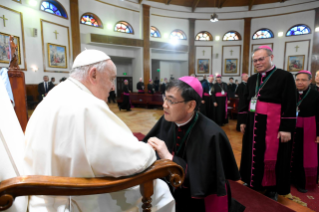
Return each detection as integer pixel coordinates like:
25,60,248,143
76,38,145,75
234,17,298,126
197,59,210,74
287,55,304,72
0,32,21,64
47,43,67,69
224,59,238,74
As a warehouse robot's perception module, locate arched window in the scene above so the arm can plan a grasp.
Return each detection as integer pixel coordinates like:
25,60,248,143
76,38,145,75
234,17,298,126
40,0,68,18
222,31,241,41
195,31,213,41
80,13,103,28
286,24,311,36
170,30,187,40
252,29,274,39
114,21,134,34
150,26,161,38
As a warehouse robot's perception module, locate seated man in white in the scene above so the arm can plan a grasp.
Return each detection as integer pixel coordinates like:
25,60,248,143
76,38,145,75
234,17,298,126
23,50,175,212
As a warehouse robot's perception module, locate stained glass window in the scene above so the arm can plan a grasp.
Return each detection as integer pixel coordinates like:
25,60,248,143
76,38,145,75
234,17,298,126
114,21,134,34
150,26,161,38
170,30,187,40
223,31,241,41
286,25,311,36
195,31,213,41
80,14,102,28
252,29,274,39
40,1,67,18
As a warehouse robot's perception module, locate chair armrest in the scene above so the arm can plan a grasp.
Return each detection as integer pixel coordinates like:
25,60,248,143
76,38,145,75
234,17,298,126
0,159,184,211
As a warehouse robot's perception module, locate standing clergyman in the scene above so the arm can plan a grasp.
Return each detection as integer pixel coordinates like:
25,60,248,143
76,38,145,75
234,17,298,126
238,46,296,201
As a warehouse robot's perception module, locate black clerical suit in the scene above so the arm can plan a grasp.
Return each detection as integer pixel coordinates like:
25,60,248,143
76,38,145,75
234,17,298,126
144,113,245,212
235,82,247,131
38,81,52,101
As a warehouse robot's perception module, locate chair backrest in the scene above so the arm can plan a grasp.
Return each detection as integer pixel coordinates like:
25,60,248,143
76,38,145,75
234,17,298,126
8,70,28,132
0,77,28,211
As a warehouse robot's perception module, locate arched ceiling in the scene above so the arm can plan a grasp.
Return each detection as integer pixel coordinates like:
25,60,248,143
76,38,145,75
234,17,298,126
139,0,286,12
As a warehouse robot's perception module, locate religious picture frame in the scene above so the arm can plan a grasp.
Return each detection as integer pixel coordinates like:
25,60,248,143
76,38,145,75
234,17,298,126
47,43,67,69
287,55,304,72
224,59,238,74
0,32,21,64
197,59,210,74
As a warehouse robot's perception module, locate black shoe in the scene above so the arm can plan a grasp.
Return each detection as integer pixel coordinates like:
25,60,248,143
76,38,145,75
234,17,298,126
127,109,131,111
264,191,278,201
296,186,308,193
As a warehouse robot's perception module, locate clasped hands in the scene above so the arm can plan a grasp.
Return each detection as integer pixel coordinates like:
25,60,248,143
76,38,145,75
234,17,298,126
147,137,172,160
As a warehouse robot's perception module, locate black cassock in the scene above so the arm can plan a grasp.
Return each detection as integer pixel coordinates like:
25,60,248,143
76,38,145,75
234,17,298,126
160,83,166,94
201,81,215,121
228,83,237,98
144,113,244,212
136,82,145,93
235,82,247,131
238,67,296,195
119,85,131,111
147,83,154,94
292,88,319,190
212,82,229,126
310,83,319,92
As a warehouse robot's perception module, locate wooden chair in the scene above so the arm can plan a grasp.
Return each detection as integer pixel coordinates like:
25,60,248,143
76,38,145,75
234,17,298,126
0,159,184,212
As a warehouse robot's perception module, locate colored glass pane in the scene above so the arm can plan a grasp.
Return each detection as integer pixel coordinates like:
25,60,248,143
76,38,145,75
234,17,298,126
195,32,212,41
114,22,133,34
170,30,186,40
223,32,240,41
40,1,67,18
81,15,100,27
287,25,311,36
150,27,160,38
253,29,274,39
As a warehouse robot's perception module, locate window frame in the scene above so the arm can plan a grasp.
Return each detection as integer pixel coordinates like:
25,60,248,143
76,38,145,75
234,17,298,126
170,29,187,40
80,12,103,29
39,0,68,19
286,24,311,37
252,28,274,40
114,21,134,35
150,26,161,38
195,31,213,41
222,31,242,41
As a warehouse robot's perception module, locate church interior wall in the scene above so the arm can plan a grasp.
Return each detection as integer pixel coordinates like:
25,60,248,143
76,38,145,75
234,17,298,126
159,60,188,80
1,0,71,84
1,0,318,89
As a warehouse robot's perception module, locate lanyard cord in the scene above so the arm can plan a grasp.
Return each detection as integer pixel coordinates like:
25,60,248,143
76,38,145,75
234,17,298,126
297,88,311,108
254,67,277,95
173,113,199,155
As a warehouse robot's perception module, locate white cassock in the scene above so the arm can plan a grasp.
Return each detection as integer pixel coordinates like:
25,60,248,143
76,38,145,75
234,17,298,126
24,77,175,212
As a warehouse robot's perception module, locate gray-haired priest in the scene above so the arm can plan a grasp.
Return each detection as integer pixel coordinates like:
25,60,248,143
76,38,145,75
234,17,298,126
23,49,175,212
238,45,297,201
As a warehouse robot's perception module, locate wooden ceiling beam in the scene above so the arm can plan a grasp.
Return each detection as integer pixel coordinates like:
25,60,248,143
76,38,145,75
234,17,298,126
279,0,286,2
218,0,228,8
192,0,200,12
166,0,172,5
248,0,255,11
138,0,143,3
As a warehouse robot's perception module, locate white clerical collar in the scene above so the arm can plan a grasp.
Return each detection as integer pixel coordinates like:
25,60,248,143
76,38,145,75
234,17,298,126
68,77,93,95
261,65,275,77
299,91,303,94
175,113,195,127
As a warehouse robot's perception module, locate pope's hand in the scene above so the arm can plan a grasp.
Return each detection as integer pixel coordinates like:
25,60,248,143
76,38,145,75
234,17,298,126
316,136,319,144
277,131,291,143
147,137,172,160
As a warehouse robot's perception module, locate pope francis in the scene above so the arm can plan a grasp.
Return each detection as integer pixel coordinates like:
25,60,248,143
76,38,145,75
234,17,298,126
23,50,175,212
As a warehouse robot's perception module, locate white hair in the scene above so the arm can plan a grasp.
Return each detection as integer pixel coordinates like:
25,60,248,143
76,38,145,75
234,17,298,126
70,60,109,81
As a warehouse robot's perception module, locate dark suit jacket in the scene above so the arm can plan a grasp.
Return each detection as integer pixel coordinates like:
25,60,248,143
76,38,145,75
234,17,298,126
310,83,319,92
38,81,53,101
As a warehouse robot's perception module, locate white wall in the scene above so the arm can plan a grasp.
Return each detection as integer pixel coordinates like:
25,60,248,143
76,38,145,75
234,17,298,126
159,61,188,80
0,0,71,84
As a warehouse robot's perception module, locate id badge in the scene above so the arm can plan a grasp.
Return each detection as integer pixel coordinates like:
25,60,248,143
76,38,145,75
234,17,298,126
250,97,257,112
221,90,225,95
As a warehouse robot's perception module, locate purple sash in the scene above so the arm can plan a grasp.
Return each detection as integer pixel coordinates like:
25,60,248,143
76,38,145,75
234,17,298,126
215,92,228,119
138,90,144,93
204,92,210,96
296,116,318,189
250,100,281,187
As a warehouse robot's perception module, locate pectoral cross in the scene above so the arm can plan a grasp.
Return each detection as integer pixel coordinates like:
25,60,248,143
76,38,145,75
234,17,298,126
203,50,205,56
0,15,8,27
230,50,233,55
295,45,299,52
53,30,59,39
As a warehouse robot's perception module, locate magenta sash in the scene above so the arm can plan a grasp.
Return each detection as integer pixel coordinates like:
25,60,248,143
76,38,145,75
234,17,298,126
215,92,228,119
253,101,281,187
138,90,144,93
296,116,318,189
123,92,134,108
204,194,228,212
123,92,130,96
204,92,210,96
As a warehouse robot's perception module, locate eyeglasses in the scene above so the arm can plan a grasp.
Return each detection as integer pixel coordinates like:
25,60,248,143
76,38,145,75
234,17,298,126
162,96,185,106
253,56,269,63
